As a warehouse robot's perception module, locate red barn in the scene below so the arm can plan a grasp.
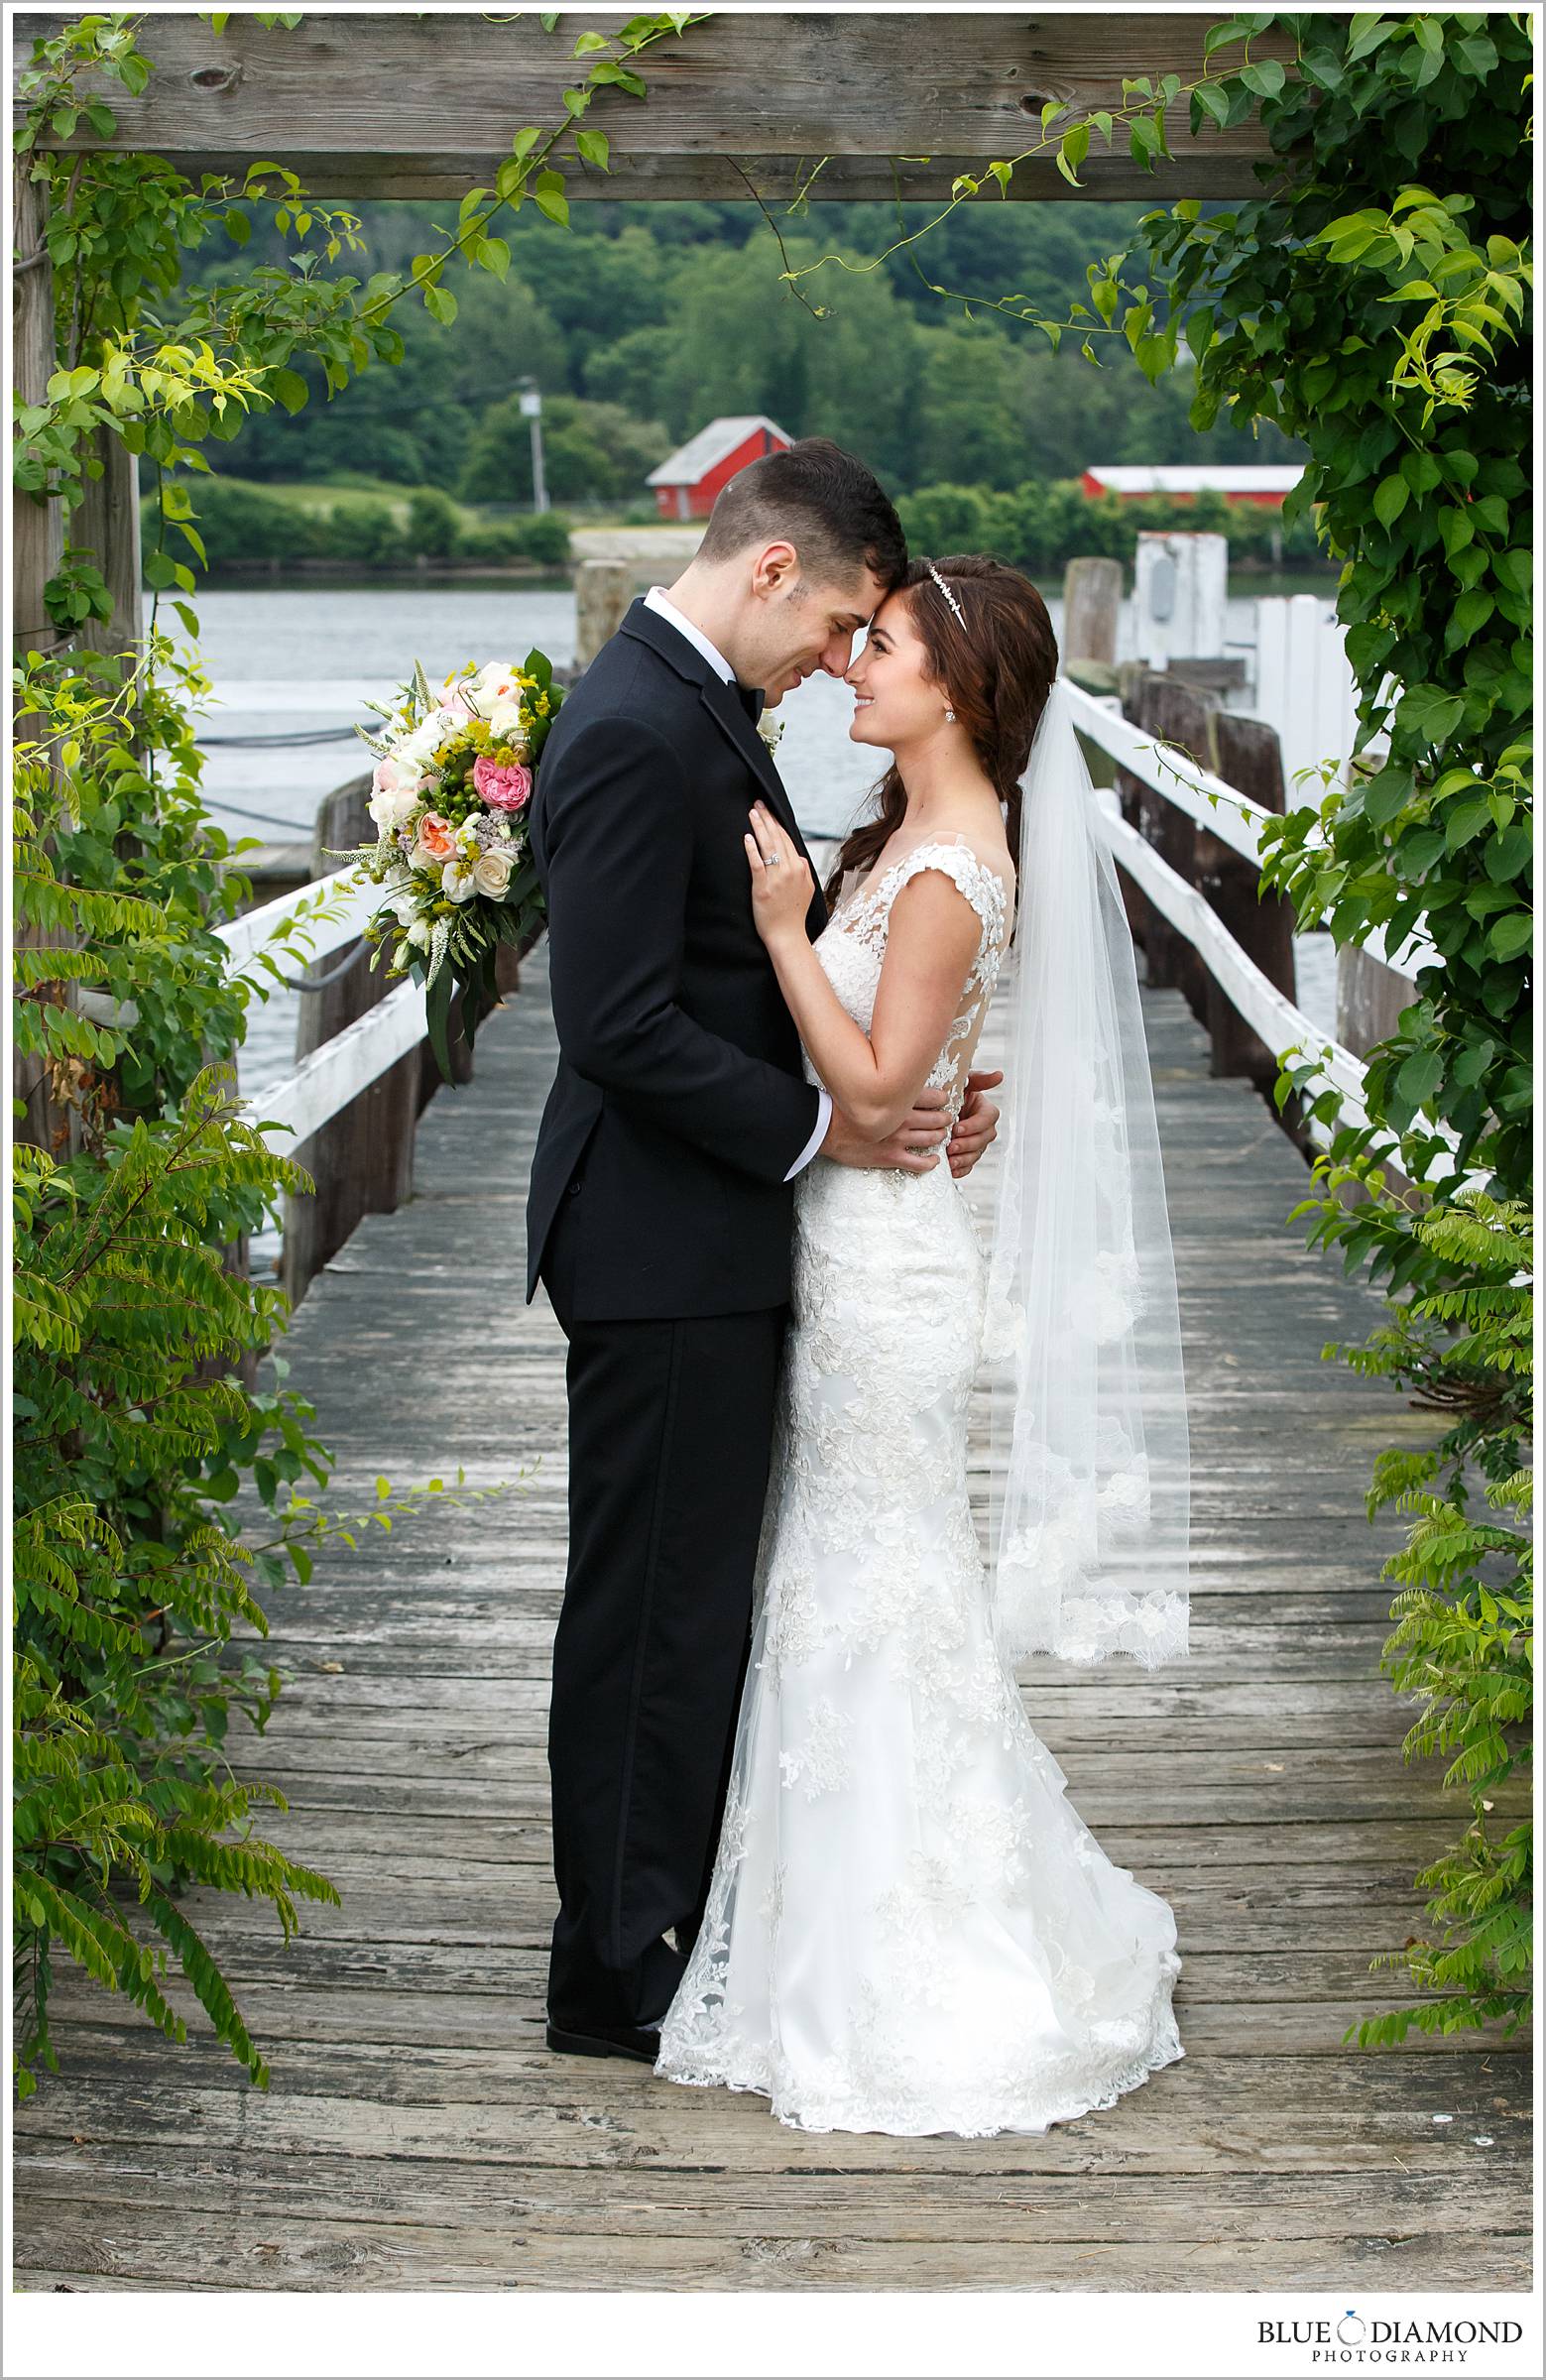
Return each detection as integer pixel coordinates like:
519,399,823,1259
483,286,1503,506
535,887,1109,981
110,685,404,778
1080,464,1304,509
647,416,794,522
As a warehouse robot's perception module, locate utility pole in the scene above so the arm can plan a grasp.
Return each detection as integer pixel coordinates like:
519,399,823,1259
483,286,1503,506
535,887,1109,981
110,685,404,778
519,382,548,515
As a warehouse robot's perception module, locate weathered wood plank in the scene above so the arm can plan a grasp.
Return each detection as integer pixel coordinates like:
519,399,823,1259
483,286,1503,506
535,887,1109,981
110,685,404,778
13,12,1290,201
11,2199,1531,2295
125,1879,1444,1956
14,2147,1531,2250
28,2023,1529,2132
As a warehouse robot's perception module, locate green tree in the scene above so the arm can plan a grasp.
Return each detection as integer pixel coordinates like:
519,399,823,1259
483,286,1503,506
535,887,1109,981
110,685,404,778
908,321,1031,488
459,391,669,506
218,266,570,489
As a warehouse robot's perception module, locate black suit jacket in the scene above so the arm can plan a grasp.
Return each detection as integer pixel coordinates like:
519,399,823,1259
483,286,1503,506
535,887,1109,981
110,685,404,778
525,599,829,1320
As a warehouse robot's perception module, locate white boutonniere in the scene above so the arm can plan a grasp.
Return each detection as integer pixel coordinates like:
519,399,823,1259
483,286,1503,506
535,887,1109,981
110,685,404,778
757,711,785,757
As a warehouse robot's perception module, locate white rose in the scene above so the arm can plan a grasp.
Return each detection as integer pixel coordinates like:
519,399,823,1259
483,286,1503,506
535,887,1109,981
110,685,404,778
405,917,431,950
369,780,421,833
486,696,528,744
399,708,458,767
472,847,514,898
441,859,478,904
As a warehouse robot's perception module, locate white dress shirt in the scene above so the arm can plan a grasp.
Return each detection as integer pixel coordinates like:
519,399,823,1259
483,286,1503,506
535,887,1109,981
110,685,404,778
642,583,832,1181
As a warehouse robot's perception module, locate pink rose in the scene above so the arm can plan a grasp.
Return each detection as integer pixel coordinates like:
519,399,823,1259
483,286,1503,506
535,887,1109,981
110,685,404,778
415,811,457,862
473,754,534,812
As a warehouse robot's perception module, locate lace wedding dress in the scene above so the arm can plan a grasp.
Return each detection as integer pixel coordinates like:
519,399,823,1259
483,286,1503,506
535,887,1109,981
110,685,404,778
654,831,1185,2137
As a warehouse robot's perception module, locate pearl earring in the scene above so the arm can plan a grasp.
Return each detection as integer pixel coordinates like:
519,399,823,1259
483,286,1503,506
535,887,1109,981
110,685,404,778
944,706,956,724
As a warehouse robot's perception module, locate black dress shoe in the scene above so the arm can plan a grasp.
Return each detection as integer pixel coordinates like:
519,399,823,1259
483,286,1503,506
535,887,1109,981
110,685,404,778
544,2015,661,2064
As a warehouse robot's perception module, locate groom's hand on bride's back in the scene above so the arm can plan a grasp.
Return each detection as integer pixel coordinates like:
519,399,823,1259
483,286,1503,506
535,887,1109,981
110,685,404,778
822,1087,955,1175
947,1070,1003,1180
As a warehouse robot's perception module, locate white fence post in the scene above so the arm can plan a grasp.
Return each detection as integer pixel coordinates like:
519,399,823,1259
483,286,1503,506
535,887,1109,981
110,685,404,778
1133,531,1229,669
1252,593,1361,800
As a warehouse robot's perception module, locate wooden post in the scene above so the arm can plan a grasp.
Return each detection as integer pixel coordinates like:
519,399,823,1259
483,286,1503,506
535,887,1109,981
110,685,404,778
1061,556,1122,668
12,158,81,1155
1206,712,1299,1086
12,161,63,660
73,425,145,660
1121,670,1216,1020
1336,945,1417,1060
282,775,421,1305
574,557,634,670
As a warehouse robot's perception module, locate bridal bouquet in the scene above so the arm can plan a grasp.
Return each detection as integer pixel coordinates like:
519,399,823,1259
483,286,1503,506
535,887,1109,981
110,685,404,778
340,651,563,1080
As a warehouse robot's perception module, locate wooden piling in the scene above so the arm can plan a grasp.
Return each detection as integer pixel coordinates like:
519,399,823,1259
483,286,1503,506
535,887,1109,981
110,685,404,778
1206,713,1299,1088
1061,556,1123,669
1119,671,1216,1022
573,558,635,671
282,777,422,1304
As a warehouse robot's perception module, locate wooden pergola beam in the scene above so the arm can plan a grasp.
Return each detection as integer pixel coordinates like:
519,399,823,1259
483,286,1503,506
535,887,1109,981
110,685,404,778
14,10,1290,201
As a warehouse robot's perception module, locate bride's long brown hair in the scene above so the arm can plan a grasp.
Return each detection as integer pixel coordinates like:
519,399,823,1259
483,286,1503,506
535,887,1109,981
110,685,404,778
823,553,1059,922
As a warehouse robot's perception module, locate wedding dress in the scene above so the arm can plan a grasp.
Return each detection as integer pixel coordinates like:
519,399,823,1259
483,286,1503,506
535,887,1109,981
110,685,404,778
655,828,1185,2137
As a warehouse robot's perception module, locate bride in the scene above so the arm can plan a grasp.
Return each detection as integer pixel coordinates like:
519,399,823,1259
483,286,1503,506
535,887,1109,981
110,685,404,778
654,553,1192,2138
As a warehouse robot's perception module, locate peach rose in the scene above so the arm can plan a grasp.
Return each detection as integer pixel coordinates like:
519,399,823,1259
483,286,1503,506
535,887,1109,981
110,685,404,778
410,811,457,873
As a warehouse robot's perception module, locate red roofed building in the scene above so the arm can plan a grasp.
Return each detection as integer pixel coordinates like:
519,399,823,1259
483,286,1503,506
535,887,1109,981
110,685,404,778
646,416,794,521
1080,464,1304,509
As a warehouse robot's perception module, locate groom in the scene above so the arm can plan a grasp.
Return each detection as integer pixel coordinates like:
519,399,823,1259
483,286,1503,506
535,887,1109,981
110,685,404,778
525,438,1002,2060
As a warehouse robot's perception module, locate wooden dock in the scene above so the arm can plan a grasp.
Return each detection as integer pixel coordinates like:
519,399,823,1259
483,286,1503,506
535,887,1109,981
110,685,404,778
13,938,1532,2293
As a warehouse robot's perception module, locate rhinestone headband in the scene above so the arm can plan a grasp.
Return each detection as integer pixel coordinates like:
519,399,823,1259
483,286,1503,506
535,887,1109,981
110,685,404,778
926,559,967,631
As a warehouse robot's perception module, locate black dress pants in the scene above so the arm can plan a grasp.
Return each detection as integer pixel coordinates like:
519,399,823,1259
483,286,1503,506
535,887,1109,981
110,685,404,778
539,1186,789,2032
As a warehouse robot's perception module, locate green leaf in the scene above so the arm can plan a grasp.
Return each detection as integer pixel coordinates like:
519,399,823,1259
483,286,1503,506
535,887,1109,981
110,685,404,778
1059,122,1091,184
1487,912,1532,961
1400,451,1442,496
1452,589,1495,641
575,129,611,173
1443,796,1493,851
534,171,570,228
1202,19,1250,60
1395,1048,1444,1111
267,368,309,416
1372,476,1409,528
1239,60,1286,98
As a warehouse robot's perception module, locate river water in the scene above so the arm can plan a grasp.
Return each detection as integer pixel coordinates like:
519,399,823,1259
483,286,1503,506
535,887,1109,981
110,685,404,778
191,576,1335,1134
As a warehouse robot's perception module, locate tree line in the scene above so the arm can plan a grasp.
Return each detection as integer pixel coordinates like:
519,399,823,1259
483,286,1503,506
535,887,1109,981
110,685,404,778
202,198,1308,508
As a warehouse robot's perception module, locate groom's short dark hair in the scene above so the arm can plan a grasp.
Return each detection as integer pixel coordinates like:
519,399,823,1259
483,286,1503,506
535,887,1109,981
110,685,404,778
697,436,907,591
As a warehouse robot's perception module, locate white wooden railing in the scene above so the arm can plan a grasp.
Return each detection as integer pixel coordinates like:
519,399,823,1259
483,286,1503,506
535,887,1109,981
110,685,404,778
1065,683,1473,1188
216,866,425,1146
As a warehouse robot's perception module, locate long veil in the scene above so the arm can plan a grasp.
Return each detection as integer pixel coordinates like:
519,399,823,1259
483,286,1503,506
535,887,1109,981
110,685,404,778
982,678,1191,1668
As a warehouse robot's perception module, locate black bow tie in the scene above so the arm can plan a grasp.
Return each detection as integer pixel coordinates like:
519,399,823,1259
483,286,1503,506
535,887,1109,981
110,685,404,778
734,681,766,726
